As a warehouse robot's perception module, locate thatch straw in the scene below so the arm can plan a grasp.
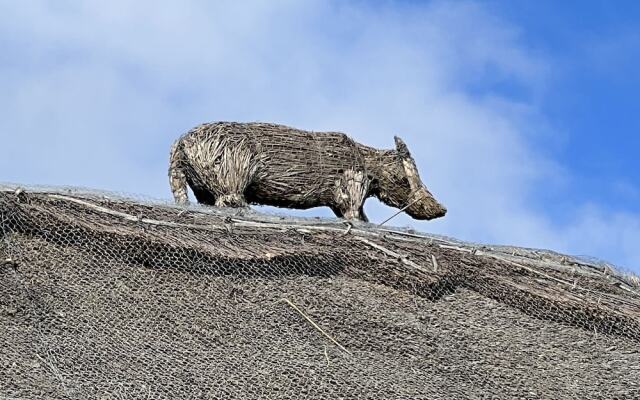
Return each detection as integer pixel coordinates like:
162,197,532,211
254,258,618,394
1,186,639,399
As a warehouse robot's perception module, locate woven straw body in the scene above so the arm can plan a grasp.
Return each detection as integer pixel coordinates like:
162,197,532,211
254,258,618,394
169,122,446,221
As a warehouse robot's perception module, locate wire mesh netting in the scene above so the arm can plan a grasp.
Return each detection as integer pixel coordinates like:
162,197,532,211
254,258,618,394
1,184,639,399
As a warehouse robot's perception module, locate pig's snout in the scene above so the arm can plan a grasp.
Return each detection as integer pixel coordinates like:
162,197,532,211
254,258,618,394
406,190,447,220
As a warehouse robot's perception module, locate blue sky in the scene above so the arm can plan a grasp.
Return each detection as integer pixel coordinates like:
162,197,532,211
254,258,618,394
1,1,639,272
490,0,640,213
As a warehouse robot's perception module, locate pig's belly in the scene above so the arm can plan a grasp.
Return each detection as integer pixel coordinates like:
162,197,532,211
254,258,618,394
246,166,338,209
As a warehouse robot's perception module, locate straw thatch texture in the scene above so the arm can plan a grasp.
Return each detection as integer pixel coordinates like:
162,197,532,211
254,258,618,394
1,186,639,399
168,122,447,221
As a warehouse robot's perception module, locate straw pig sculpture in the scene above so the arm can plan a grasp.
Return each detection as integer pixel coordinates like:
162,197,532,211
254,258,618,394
169,122,446,222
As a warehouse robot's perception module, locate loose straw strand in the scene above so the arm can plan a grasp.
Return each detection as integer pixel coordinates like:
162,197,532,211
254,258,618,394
378,194,423,226
281,298,352,355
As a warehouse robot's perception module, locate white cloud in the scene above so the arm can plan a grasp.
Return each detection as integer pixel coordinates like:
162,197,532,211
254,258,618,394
0,0,638,271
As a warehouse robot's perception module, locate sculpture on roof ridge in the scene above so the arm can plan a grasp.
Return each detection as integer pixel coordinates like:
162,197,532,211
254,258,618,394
169,121,446,222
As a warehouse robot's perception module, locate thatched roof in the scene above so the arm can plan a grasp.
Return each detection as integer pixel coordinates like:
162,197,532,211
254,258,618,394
1,185,639,399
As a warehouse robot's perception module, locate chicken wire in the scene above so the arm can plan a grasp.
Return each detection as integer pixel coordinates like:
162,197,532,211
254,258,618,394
1,184,639,400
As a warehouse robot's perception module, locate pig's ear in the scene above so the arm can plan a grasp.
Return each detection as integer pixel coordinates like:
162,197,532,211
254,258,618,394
394,136,411,158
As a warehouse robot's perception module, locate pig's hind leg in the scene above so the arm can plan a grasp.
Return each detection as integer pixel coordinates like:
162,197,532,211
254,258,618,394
206,135,256,208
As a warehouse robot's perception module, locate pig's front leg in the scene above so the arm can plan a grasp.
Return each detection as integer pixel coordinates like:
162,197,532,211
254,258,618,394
333,170,370,222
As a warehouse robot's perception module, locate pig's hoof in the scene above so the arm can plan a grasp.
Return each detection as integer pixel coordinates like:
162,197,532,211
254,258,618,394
215,194,248,208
